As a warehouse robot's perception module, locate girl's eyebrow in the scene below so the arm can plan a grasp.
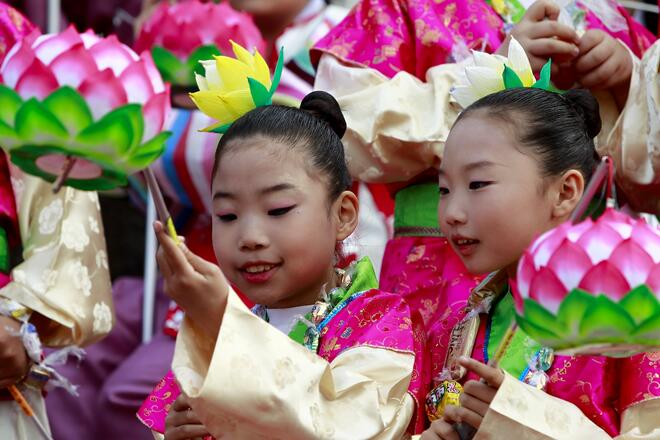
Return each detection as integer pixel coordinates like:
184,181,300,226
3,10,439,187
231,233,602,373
213,183,297,200
438,160,496,177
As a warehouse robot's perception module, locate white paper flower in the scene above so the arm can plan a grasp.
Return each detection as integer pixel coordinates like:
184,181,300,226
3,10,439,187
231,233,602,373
38,199,64,235
61,218,90,252
451,37,534,109
71,260,92,297
93,302,112,334
96,250,108,269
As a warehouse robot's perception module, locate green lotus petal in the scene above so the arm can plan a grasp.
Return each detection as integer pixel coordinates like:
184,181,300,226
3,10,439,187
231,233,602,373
579,295,636,342
503,65,524,89
0,119,20,149
532,59,552,90
152,46,186,85
75,106,137,158
115,104,144,153
269,47,285,95
556,288,594,340
522,299,566,338
620,285,660,325
515,314,562,347
632,312,660,344
43,87,93,135
0,85,22,126
125,131,170,170
15,99,69,144
188,45,222,77
248,77,272,107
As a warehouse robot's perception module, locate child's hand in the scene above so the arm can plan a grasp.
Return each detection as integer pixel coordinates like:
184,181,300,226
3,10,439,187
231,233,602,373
442,357,505,430
574,29,632,106
420,419,460,440
154,221,228,339
498,0,580,72
0,316,29,387
164,393,210,440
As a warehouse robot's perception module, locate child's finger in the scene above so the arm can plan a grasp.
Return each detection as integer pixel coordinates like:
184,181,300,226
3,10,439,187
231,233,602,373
180,245,222,278
458,356,505,388
462,380,498,407
528,20,579,44
527,38,579,59
574,41,610,74
524,0,561,22
443,404,483,430
578,56,621,89
156,246,173,278
164,425,210,440
423,419,460,440
172,393,191,411
154,221,194,276
577,29,605,55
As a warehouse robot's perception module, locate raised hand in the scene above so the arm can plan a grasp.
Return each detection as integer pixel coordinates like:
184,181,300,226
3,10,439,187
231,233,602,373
0,316,29,388
164,393,211,440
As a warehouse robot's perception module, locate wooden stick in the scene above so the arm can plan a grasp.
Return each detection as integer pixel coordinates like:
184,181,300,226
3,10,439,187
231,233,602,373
8,385,53,440
142,168,180,244
51,156,76,194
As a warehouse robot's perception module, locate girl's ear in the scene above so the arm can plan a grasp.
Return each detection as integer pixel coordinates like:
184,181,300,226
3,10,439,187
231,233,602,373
551,169,585,220
333,190,359,241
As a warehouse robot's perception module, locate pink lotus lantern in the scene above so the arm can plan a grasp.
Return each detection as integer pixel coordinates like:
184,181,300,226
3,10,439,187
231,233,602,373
134,0,265,88
0,26,171,190
513,207,660,356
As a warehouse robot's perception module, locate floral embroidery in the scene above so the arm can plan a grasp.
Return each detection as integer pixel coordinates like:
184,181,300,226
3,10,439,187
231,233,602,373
96,250,108,269
38,199,64,235
61,218,90,252
93,302,112,334
88,216,100,234
71,260,92,297
42,269,58,288
273,357,297,389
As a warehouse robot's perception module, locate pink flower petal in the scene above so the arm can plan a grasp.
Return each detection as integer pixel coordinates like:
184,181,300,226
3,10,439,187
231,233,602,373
79,30,101,49
516,251,536,299
142,89,169,142
547,239,592,292
15,58,59,99
1,39,36,88
78,68,128,119
531,223,570,267
141,51,165,94
565,219,593,242
118,59,154,104
576,222,623,264
631,222,660,264
49,43,99,89
529,266,568,314
510,279,525,314
610,239,655,289
89,35,139,77
33,25,83,66
645,265,660,294
578,261,631,300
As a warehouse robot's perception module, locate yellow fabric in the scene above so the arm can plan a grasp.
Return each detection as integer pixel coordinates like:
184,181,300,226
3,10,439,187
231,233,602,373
172,288,416,439
475,373,659,439
0,169,113,347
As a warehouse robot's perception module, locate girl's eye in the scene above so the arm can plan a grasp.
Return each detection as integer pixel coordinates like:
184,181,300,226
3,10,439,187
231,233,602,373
438,187,450,196
216,214,237,222
268,206,295,217
469,181,492,190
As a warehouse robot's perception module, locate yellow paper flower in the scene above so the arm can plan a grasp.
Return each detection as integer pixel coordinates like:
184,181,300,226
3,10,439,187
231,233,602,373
190,40,282,132
452,37,535,109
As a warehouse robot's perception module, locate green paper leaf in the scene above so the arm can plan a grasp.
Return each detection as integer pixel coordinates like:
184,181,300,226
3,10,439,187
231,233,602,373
269,47,285,95
75,106,137,158
208,122,233,134
188,45,222,77
532,59,552,90
0,120,20,149
43,87,93,135
125,131,170,170
632,312,660,344
556,288,594,339
15,99,69,144
0,85,22,126
579,295,636,342
152,46,186,85
503,65,524,89
116,104,144,152
248,77,272,107
620,285,660,325
515,314,561,347
522,299,566,338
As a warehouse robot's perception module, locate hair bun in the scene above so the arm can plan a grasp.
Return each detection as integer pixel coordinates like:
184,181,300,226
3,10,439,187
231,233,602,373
300,91,347,138
563,89,602,138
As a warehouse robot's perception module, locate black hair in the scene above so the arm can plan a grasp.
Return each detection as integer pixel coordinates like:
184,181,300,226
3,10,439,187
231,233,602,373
456,88,601,182
212,91,351,201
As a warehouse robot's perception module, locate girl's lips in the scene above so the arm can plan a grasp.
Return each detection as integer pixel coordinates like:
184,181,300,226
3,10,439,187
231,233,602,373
239,264,280,284
451,237,480,257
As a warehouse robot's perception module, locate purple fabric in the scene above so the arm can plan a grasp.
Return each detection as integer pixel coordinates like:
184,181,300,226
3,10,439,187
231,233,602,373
46,277,172,440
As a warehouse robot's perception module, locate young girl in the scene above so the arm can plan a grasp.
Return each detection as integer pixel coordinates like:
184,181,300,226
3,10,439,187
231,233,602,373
153,91,429,438
421,87,659,439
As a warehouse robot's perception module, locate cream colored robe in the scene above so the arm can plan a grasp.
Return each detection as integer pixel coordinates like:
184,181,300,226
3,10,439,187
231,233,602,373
0,169,113,439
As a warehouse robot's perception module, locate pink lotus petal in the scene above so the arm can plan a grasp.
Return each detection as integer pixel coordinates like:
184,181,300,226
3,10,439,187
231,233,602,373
645,265,660,294
1,39,36,88
529,266,567,314
610,239,655,289
89,35,139,77
79,30,101,49
631,222,660,264
49,43,99,89
142,90,169,142
162,20,203,59
33,25,82,66
547,239,592,292
118,59,154,104
531,223,570,267
565,219,593,242
15,58,59,99
600,207,636,225
576,222,623,263
78,68,128,119
509,279,525,314
578,261,630,300
141,51,165,94
516,251,535,299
